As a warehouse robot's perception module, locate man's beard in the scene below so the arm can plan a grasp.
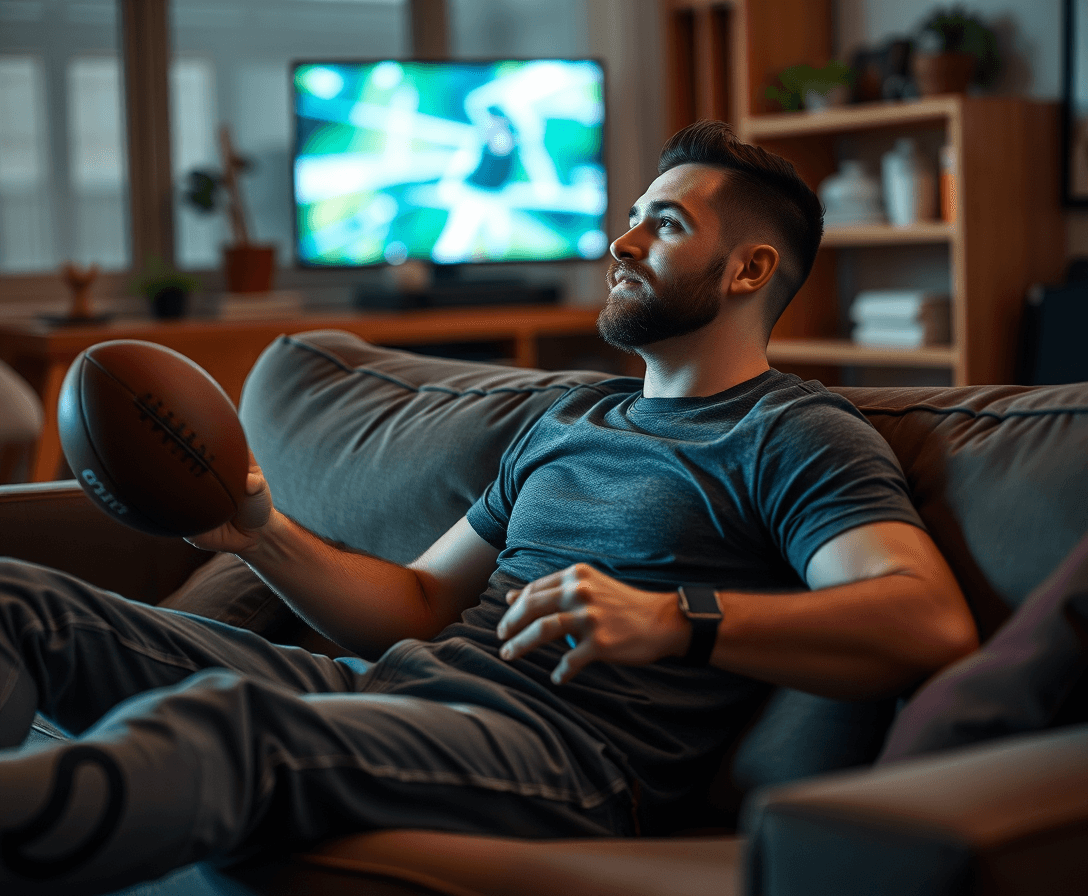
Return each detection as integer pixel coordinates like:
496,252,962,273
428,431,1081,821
597,257,726,352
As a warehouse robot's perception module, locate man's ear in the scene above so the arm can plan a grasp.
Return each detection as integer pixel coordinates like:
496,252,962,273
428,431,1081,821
726,244,779,296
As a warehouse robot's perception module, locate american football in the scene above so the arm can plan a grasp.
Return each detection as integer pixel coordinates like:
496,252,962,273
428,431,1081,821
57,339,250,537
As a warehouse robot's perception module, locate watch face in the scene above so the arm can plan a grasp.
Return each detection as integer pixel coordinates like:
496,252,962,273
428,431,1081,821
680,586,721,618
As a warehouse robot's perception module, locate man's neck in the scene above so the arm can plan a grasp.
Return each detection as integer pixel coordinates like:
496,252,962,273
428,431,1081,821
638,323,771,399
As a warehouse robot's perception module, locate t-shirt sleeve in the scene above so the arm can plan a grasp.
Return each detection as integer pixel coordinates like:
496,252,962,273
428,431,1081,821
465,407,540,550
466,479,510,550
755,391,926,581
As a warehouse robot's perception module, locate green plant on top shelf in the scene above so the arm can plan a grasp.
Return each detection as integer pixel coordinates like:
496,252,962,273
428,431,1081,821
766,61,853,112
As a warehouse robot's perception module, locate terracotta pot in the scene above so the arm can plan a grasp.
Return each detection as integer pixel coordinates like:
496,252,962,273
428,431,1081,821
223,244,276,293
911,51,977,97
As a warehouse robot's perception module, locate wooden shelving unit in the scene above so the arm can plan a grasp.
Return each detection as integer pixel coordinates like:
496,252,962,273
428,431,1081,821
662,1,1067,386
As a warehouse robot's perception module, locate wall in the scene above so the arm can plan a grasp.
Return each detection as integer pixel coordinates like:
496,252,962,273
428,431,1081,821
836,0,1088,266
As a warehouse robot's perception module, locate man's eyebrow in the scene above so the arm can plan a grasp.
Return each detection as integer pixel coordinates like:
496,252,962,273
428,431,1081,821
628,199,692,222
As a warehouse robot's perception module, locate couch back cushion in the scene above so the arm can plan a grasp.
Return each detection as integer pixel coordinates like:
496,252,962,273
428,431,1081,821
238,331,1088,806
833,384,1088,638
240,331,617,563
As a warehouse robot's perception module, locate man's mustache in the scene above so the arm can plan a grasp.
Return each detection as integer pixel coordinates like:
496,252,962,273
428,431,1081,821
606,262,652,289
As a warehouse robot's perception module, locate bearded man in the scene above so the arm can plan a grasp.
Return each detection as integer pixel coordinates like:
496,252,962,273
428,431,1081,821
0,120,977,895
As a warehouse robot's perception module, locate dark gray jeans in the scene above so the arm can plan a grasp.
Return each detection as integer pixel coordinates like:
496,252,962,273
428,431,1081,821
0,560,634,896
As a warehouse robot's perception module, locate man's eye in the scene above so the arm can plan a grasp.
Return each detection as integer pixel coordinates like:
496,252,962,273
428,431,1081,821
658,217,678,230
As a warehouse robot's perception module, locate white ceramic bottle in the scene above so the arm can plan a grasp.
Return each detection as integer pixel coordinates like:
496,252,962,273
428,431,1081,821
881,138,937,227
818,160,885,227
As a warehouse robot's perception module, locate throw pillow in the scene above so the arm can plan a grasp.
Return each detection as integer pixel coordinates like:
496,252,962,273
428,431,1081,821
878,528,1088,763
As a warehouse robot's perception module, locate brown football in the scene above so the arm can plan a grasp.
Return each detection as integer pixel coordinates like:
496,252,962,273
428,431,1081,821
58,340,249,537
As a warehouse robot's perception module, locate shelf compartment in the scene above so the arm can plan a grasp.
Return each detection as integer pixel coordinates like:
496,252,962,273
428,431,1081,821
821,221,955,246
768,338,957,369
742,97,960,140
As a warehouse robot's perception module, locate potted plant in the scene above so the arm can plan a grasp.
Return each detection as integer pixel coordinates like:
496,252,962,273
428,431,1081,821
766,61,854,112
133,256,202,320
912,6,1001,96
184,126,276,294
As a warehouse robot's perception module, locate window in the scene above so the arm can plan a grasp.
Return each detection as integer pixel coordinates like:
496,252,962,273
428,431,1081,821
68,56,129,268
0,55,54,272
0,0,129,274
169,0,409,269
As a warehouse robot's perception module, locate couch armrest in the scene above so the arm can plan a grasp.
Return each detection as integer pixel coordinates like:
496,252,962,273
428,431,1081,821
745,724,1088,896
0,481,208,604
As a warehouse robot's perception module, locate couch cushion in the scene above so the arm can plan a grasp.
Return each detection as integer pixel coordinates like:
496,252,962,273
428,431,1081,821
239,330,616,563
834,384,1088,638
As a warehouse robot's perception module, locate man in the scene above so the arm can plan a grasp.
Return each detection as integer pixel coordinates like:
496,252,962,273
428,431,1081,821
0,121,977,894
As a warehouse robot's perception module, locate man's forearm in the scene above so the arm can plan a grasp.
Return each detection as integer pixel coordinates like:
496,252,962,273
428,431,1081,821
709,573,978,699
236,509,442,656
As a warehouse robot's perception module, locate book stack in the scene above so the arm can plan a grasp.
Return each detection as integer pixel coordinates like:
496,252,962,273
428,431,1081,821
849,290,951,348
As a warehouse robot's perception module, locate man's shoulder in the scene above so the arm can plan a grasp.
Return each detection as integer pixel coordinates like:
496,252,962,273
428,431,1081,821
757,372,865,417
748,373,881,444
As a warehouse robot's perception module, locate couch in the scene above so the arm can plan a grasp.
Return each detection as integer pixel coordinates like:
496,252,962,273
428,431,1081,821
2,329,1087,896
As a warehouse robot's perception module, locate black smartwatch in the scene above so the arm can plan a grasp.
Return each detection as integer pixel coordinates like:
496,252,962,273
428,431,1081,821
677,585,722,667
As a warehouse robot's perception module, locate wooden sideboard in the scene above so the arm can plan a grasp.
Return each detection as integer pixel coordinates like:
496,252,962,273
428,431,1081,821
0,304,609,482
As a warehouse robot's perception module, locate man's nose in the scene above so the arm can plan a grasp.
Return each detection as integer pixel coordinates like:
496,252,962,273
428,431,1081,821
610,225,646,261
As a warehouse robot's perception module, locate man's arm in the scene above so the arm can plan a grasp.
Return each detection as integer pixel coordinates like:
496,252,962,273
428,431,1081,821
188,461,499,656
497,521,978,699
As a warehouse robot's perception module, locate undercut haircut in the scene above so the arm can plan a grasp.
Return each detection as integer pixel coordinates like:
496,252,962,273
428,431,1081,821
658,120,824,336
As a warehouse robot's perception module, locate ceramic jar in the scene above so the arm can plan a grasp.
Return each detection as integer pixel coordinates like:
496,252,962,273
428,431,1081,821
818,160,885,227
881,138,937,227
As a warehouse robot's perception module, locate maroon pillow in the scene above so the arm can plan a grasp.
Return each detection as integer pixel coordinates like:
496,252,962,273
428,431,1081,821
879,529,1088,763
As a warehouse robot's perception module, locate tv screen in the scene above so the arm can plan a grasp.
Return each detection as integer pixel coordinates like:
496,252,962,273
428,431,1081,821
292,58,608,269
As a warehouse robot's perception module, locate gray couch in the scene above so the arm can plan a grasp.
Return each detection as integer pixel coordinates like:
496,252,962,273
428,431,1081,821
3,329,1087,895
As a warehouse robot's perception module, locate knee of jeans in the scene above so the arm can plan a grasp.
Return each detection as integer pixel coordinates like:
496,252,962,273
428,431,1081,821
0,557,28,580
145,668,294,724
0,557,57,591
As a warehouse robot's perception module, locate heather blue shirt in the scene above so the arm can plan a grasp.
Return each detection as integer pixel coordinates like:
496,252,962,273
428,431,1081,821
467,370,923,591
444,370,924,824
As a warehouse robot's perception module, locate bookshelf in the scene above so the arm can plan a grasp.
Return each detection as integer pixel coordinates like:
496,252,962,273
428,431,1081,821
662,1,1067,385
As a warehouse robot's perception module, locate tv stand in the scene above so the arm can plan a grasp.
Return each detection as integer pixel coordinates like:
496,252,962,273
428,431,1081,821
0,304,634,482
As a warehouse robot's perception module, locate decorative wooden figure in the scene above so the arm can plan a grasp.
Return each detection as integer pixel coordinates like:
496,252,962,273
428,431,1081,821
61,262,100,321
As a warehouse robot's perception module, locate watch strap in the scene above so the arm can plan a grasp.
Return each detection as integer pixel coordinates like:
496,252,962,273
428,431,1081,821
677,585,722,667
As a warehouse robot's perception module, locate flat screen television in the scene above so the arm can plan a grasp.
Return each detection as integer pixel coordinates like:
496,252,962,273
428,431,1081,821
291,58,608,272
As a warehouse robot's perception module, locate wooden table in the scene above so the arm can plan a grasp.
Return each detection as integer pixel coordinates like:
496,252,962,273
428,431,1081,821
0,304,605,482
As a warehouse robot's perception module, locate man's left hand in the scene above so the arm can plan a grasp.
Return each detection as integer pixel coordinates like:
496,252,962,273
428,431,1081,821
496,564,688,684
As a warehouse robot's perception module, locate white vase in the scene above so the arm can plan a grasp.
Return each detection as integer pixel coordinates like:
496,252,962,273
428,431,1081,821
881,138,937,227
818,160,885,227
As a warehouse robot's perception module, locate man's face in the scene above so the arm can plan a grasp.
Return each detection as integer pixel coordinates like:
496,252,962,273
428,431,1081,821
598,163,732,352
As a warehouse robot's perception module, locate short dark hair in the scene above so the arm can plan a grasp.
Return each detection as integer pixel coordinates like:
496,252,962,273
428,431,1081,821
658,120,824,333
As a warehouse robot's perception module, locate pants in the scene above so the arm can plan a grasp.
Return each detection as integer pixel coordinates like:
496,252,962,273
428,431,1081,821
0,560,635,896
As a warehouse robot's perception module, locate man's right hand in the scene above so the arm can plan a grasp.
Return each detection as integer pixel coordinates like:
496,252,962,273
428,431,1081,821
185,452,274,554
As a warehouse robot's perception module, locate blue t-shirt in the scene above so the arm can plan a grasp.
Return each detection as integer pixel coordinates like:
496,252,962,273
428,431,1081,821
440,370,923,820
468,370,922,590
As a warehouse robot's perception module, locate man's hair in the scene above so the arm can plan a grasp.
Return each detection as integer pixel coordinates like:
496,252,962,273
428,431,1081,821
658,120,824,334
